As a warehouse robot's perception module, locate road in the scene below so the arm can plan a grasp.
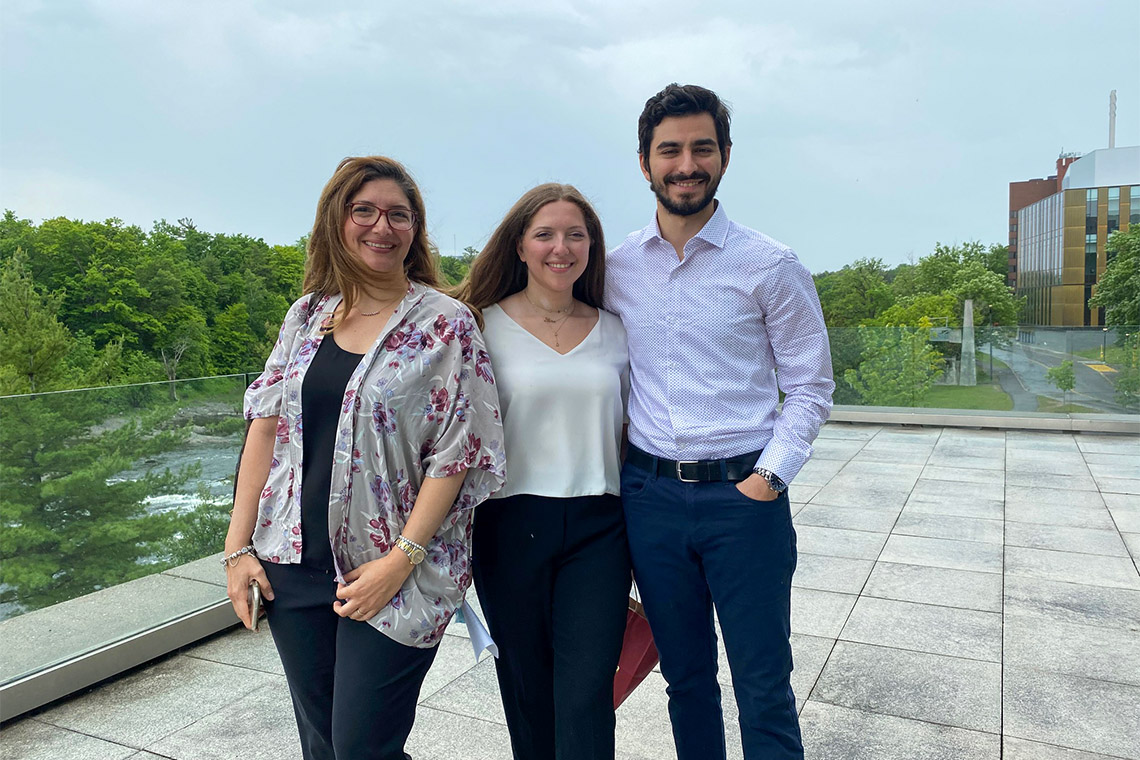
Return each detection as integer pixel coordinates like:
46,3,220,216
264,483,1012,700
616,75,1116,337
988,340,1129,413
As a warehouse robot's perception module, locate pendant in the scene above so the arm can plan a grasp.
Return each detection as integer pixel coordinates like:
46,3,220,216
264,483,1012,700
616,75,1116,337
543,317,557,324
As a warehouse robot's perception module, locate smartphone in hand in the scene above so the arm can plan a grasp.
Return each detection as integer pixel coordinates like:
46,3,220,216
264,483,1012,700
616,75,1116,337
248,580,262,632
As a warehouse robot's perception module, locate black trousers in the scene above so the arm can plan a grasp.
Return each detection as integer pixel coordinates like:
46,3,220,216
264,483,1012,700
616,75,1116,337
261,561,439,760
472,494,632,760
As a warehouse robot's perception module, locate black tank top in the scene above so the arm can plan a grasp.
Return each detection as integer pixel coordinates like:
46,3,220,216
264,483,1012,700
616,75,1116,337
300,335,364,570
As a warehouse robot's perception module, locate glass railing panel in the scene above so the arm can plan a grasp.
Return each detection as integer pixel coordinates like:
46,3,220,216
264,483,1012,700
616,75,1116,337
0,375,250,684
828,325,1140,415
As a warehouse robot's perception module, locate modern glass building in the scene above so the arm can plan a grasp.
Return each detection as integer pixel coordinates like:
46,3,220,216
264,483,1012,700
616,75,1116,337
1014,146,1139,326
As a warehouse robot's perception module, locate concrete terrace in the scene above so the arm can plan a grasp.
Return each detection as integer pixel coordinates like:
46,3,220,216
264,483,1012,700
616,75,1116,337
2,423,1139,760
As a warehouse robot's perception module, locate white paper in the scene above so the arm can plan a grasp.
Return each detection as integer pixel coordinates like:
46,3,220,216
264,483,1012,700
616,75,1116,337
459,598,499,661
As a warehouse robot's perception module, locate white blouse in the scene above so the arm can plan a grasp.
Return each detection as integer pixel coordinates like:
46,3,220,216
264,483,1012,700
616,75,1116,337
481,303,629,499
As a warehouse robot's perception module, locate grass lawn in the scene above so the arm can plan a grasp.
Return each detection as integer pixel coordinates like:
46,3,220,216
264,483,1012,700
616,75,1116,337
921,384,1014,411
975,351,1010,372
1073,345,1133,364
1035,395,1101,414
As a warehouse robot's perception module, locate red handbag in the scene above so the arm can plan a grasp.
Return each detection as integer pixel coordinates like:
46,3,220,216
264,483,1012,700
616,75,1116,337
613,594,659,709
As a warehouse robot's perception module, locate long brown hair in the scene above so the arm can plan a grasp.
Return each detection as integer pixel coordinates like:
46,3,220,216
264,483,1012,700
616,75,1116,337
303,156,441,322
455,184,606,320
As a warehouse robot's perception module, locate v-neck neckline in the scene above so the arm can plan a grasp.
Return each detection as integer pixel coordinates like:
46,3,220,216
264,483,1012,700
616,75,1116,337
489,303,600,357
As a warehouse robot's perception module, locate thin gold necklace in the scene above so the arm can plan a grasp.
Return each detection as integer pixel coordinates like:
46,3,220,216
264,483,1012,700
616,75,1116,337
524,289,574,347
357,285,407,317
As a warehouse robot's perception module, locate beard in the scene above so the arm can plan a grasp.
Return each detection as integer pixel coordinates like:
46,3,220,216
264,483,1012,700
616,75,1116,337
649,169,722,217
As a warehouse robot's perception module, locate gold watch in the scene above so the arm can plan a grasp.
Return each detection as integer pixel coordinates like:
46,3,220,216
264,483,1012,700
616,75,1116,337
395,535,426,565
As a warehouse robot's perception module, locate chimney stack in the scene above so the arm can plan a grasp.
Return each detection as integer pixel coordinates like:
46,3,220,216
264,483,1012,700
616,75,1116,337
1109,90,1117,149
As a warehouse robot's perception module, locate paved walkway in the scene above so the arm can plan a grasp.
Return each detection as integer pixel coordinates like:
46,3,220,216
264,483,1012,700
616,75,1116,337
3,424,1139,759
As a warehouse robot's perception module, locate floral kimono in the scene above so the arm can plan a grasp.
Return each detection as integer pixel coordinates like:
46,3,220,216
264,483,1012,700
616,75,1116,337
244,282,507,647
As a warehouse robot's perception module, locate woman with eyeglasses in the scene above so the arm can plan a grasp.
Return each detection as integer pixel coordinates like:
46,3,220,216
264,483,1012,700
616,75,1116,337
454,183,631,759
223,156,506,760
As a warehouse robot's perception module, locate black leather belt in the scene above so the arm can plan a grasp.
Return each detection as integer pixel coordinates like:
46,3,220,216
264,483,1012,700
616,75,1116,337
626,445,762,483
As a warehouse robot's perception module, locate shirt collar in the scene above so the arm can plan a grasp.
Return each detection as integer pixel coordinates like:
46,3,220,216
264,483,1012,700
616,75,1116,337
638,200,731,250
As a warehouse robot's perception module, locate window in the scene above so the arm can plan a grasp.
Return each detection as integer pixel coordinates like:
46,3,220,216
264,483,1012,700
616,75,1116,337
1131,186,1139,226
1108,187,1120,235
1086,188,1099,235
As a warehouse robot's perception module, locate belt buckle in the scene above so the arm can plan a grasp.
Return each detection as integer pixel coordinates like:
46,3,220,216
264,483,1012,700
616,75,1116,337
675,460,700,483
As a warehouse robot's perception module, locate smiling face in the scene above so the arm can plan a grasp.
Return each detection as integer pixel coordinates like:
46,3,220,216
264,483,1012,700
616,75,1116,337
517,200,590,299
640,112,730,218
341,178,415,276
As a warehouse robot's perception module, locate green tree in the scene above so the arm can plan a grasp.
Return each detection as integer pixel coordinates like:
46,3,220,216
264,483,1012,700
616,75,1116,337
0,395,195,613
1088,226,1140,326
0,250,73,393
815,258,895,327
843,319,944,407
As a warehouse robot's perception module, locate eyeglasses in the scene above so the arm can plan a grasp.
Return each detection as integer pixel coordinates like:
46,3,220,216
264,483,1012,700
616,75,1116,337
345,202,417,231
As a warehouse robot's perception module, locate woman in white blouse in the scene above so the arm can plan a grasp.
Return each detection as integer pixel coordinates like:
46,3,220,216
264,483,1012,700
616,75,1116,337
455,183,631,760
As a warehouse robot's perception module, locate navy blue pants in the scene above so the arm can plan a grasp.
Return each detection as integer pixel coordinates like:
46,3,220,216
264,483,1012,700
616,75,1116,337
620,458,802,760
261,561,438,760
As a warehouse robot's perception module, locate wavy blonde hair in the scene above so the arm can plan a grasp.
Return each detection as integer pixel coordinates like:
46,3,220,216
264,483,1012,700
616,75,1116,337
303,156,441,325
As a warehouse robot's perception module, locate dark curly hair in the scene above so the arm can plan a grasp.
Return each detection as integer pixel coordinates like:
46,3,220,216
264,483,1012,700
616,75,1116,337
637,83,732,163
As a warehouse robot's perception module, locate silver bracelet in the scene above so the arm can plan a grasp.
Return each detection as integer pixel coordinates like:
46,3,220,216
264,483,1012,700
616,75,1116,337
221,545,256,568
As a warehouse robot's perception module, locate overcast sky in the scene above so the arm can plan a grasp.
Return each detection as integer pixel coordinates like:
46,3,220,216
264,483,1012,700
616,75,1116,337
2,0,1138,273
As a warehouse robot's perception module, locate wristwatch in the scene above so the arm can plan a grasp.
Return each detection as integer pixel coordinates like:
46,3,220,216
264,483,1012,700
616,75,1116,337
395,535,426,565
752,467,787,494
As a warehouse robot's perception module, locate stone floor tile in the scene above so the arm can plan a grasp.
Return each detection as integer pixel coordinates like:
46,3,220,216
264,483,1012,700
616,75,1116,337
1005,431,1081,451
126,754,176,759
938,428,1005,445
817,423,881,440
878,535,1002,574
811,437,868,461
1006,470,1097,491
1003,736,1124,759
1094,476,1140,495
408,706,513,760
893,512,1003,545
813,641,1001,733
794,457,847,486
864,562,1003,612
1004,667,1140,758
903,494,1004,521
1084,454,1140,479
420,657,507,725
794,504,899,533
788,483,821,504
920,465,1005,484
793,553,875,594
790,588,858,639
840,597,1001,661
850,447,933,465
909,478,1004,504
0,719,138,760
800,701,1000,760
1004,523,1130,557
36,655,276,747
1122,533,1140,563
1105,495,1140,532
925,452,1006,471
145,676,301,760
1006,450,1089,471
1005,500,1116,531
870,427,942,444
419,632,487,700
837,460,925,478
1005,546,1140,590
183,621,284,675
1005,485,1105,508
1004,576,1140,631
1075,435,1139,455
794,525,888,560
1004,612,1140,687
810,476,914,510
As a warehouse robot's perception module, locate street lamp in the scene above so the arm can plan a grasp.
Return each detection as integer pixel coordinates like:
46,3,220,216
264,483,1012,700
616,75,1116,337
1102,327,1109,361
